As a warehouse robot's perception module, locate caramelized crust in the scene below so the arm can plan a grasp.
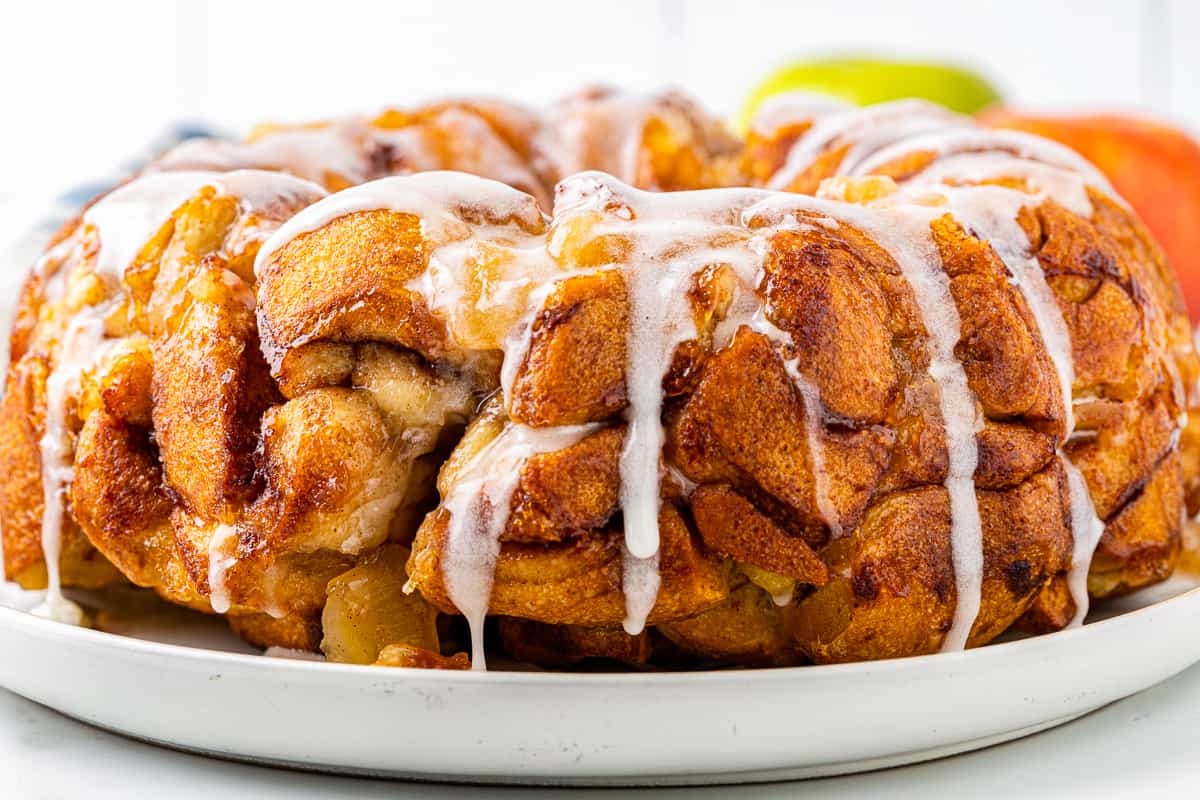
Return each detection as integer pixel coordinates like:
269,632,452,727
691,486,828,584
152,263,276,519
508,270,630,426
72,410,201,607
658,577,802,667
0,354,54,584
257,211,449,371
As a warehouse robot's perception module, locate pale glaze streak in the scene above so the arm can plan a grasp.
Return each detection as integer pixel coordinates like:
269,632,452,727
85,170,327,286
765,100,967,192
206,523,240,614
617,256,696,633
83,171,224,284
743,309,841,538
850,204,984,652
442,423,600,670
152,121,374,186
850,128,1120,214
32,303,111,626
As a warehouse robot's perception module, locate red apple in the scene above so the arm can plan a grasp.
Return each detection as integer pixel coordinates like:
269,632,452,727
981,109,1200,322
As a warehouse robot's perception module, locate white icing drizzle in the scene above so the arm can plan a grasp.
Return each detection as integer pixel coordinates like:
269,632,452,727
83,171,224,285
837,200,984,652
151,121,375,186
32,303,112,625
206,523,239,614
442,422,600,670
939,186,1077,424
747,91,851,137
373,107,546,202
84,170,326,286
614,246,700,486
498,281,557,406
265,167,985,655
713,248,842,536
850,128,1120,214
30,237,82,310
912,154,1099,219
215,170,328,216
12,86,1164,664
155,110,553,205
665,463,698,499
255,171,546,279
1062,458,1107,625
253,174,569,667
765,100,968,192
535,91,656,186
620,550,661,635
1,249,84,615
750,185,988,653
788,368,841,539
616,253,692,633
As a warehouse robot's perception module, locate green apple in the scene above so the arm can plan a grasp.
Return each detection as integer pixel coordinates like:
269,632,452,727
738,56,1003,132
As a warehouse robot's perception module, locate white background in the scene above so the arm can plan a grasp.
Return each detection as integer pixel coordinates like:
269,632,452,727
1,0,1199,253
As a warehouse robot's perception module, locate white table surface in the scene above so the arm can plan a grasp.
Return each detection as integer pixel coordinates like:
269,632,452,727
2,661,1199,800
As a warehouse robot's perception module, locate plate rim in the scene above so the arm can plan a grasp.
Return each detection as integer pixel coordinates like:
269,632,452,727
3,579,1197,686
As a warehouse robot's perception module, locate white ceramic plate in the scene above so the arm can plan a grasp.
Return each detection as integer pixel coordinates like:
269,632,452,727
0,576,1198,786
